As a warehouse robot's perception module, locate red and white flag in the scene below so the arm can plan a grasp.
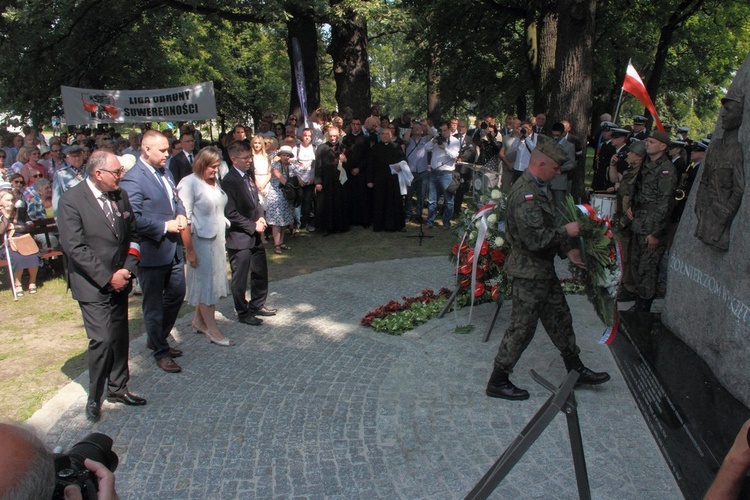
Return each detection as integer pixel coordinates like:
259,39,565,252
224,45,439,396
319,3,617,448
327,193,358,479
622,62,665,131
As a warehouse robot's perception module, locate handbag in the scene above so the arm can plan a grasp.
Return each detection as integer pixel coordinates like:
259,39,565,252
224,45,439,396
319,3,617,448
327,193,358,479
446,171,463,195
10,233,39,256
282,173,301,206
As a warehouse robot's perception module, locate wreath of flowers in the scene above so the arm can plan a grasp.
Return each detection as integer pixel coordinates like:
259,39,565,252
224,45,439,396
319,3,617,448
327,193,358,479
560,195,622,344
361,288,452,335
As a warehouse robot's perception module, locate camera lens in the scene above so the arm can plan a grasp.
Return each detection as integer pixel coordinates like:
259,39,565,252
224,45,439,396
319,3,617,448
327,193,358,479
69,433,119,472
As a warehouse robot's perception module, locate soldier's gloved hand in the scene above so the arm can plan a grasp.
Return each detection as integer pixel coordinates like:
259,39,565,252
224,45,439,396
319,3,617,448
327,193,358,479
564,221,581,237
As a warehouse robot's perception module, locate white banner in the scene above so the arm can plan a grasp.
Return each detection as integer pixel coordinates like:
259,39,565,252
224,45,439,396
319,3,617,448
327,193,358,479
61,82,217,125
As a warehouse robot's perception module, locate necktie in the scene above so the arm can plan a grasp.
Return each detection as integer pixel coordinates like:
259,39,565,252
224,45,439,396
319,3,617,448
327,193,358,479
245,173,256,196
188,153,194,164
99,194,116,228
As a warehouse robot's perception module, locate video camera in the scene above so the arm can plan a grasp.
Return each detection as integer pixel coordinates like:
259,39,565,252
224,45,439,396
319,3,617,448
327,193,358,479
52,433,118,500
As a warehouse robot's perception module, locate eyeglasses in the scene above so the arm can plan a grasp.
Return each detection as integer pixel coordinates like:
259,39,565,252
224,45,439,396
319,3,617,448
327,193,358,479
12,180,25,185
100,168,124,177
234,155,251,162
31,174,43,178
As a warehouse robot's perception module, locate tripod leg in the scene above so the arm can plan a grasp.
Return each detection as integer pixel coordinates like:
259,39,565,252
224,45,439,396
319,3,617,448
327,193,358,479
482,298,503,342
565,394,592,500
438,287,459,318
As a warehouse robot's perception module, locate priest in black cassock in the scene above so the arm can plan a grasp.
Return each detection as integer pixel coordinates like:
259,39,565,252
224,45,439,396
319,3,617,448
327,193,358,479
367,128,406,232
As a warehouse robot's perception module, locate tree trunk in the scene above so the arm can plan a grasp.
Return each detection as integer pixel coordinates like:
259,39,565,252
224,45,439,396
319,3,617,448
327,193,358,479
328,5,372,120
286,17,321,120
548,0,597,202
526,1,558,117
427,52,441,124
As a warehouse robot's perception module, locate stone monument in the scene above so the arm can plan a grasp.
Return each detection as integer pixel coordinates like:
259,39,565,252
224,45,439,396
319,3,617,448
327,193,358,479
663,51,750,408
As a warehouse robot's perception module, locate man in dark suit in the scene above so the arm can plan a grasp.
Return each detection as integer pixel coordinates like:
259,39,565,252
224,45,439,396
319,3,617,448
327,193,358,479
120,130,187,373
168,132,196,186
58,151,147,422
222,140,276,325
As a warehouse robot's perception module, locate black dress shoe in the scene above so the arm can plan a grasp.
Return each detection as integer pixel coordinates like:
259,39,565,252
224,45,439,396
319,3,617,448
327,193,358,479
252,307,277,317
239,315,263,326
85,400,101,422
486,381,530,400
573,367,611,386
146,341,183,358
107,392,147,406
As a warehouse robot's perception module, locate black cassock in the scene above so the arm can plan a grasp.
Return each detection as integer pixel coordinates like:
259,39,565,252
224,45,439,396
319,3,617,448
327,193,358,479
314,141,349,233
368,141,406,232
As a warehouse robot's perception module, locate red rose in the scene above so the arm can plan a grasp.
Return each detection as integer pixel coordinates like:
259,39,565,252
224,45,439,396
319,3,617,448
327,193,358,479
474,283,486,297
451,243,460,255
458,264,472,275
466,249,475,264
459,277,471,288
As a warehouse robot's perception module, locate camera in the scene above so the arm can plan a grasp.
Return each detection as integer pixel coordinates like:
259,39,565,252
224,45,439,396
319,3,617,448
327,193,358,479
435,134,445,146
52,433,118,500
617,151,628,160
520,127,528,139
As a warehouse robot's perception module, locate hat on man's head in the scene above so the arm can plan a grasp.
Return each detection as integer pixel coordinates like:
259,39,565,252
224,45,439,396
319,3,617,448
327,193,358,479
632,115,648,124
693,138,710,152
663,123,673,132
610,128,630,138
533,134,569,166
600,121,618,130
278,145,295,156
676,126,690,134
629,140,646,157
650,130,671,145
65,145,84,155
669,140,686,149
721,89,744,106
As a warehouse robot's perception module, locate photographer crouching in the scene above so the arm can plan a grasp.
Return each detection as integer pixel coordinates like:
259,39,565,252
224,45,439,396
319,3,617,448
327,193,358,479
0,423,118,500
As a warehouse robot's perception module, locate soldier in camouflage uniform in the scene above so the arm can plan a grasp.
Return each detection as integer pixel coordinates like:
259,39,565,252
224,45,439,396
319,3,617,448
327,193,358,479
626,130,677,312
486,135,611,401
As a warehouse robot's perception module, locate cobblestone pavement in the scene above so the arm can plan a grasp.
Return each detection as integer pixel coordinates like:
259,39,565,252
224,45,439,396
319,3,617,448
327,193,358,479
29,256,681,499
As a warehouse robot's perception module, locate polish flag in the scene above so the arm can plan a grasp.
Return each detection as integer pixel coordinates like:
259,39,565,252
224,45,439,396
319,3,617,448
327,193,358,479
622,62,665,131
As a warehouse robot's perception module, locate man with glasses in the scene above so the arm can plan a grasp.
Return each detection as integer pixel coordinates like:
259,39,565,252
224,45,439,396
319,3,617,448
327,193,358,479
52,145,87,216
46,142,67,174
58,150,146,422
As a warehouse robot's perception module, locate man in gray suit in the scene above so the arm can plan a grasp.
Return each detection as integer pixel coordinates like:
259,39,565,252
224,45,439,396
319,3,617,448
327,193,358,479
549,123,576,223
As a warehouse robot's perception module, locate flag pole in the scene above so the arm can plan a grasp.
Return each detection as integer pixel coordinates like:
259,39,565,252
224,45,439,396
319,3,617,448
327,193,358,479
613,58,630,124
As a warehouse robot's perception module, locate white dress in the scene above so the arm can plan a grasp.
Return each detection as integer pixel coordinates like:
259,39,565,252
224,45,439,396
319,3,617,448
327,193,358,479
253,154,271,209
176,174,229,306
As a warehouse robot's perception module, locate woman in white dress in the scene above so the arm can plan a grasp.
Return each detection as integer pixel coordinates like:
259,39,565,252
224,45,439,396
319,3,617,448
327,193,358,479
250,135,271,210
177,146,233,346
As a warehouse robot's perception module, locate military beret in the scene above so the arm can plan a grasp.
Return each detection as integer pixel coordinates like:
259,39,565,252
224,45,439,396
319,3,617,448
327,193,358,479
676,126,690,134
65,145,84,155
610,128,630,137
533,134,569,166
600,121,618,130
629,140,646,157
669,140,686,149
632,115,648,124
650,130,671,145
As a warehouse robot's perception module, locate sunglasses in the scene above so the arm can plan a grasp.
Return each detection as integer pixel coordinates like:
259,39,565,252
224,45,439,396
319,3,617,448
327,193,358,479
13,180,25,184
31,174,43,178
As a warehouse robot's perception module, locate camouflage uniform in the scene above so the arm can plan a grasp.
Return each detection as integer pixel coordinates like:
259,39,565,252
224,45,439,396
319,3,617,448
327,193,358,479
615,156,643,294
629,153,676,300
493,170,580,373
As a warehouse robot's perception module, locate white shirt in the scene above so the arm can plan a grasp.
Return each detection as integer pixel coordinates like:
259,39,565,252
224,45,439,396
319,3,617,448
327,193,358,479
424,137,459,172
509,134,538,172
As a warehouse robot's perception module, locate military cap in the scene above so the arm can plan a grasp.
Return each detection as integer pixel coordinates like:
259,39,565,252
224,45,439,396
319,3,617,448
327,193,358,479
663,123,673,131
600,121,618,130
65,145,84,155
610,128,631,137
533,134,569,166
650,130,671,145
676,126,690,134
668,140,686,149
692,138,710,151
629,140,646,157
632,115,648,124
721,89,744,105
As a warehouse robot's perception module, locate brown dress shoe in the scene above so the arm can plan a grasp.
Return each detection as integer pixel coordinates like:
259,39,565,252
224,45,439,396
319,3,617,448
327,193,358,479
156,356,182,373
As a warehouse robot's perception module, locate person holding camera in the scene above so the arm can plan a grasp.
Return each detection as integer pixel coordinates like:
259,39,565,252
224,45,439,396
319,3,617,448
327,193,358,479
424,122,460,229
505,121,537,185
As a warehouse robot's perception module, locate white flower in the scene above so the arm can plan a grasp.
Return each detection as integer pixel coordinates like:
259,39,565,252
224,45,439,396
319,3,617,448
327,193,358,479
469,231,477,242
491,189,501,199
494,236,505,247
475,220,483,229
487,213,497,224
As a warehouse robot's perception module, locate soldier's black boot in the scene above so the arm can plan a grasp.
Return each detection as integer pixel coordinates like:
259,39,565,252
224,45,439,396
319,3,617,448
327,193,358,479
563,355,611,386
486,365,530,400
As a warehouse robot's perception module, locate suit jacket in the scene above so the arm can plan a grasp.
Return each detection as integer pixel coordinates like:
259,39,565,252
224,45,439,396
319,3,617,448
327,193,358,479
169,151,193,187
57,181,140,303
550,138,576,190
120,158,186,267
222,167,263,250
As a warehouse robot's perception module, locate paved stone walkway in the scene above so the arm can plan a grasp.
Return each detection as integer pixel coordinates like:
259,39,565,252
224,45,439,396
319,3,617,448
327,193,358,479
29,257,681,499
